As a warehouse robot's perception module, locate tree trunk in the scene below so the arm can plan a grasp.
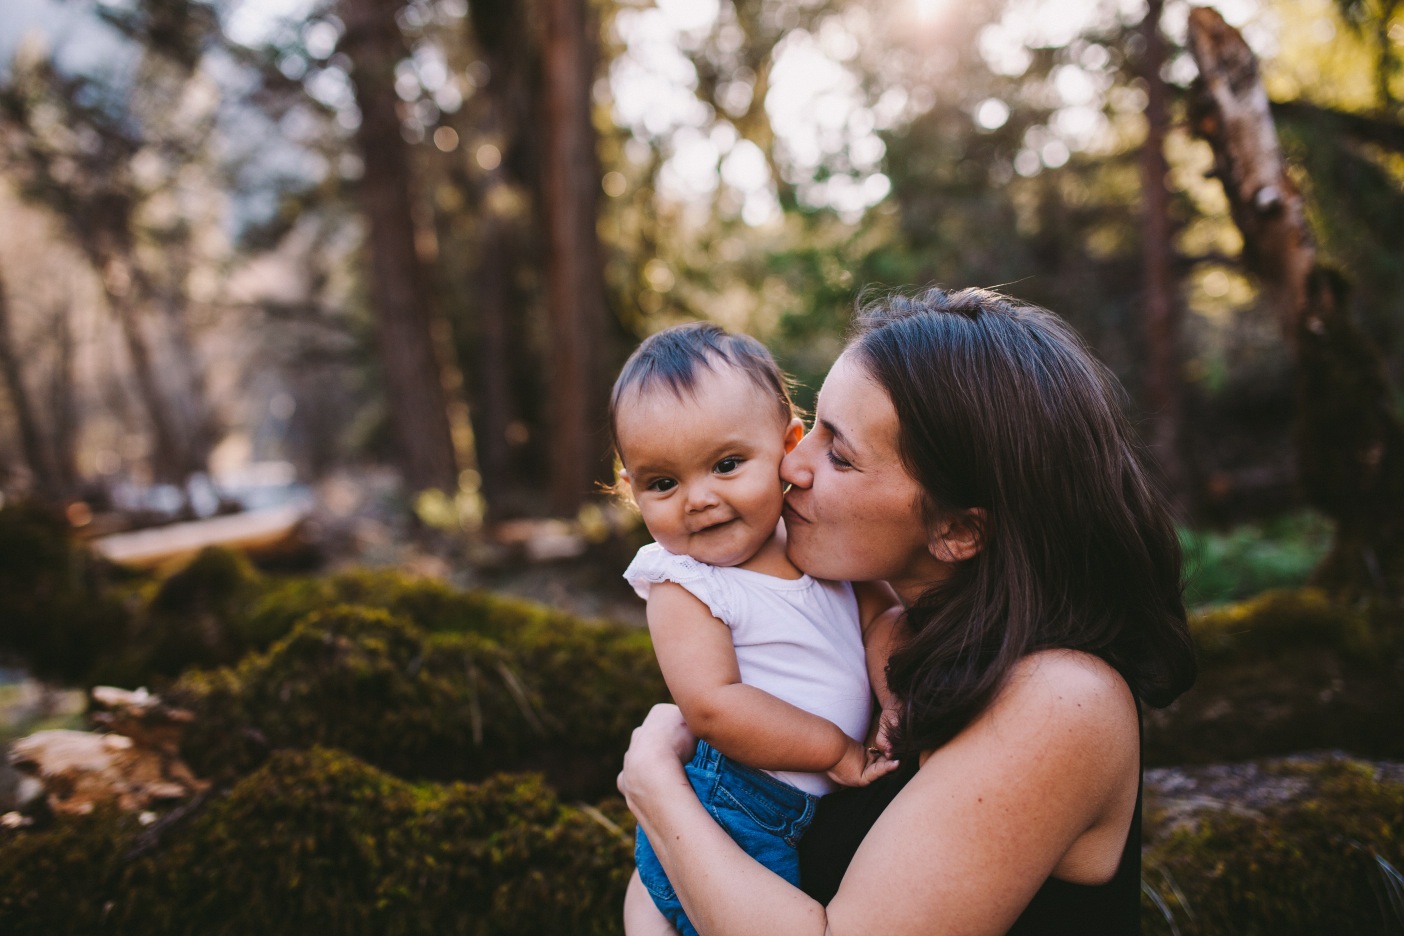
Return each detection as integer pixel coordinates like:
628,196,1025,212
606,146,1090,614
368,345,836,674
49,297,78,493
340,0,460,494
1187,6,1404,601
539,0,609,515
466,0,543,521
0,263,60,498
1138,0,1184,498
101,258,191,485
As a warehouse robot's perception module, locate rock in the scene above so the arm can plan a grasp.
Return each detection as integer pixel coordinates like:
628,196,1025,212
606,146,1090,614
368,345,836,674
1144,750,1404,843
89,685,195,755
6,686,208,816
7,729,206,815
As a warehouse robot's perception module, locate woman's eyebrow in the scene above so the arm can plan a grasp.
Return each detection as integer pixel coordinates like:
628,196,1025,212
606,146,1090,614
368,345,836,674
819,418,853,451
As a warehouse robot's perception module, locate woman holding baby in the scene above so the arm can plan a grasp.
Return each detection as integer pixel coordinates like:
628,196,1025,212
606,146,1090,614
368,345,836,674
618,286,1196,935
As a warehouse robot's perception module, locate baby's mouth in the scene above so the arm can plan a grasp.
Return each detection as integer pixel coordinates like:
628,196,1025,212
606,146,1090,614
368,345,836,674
692,517,736,535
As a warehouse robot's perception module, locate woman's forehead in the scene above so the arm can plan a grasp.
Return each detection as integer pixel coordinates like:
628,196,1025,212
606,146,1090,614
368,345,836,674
818,353,900,454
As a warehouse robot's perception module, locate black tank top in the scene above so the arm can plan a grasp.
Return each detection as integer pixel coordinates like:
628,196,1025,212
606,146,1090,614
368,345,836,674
798,744,1142,934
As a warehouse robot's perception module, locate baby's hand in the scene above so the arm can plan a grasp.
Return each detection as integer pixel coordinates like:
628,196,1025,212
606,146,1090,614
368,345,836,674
826,738,900,788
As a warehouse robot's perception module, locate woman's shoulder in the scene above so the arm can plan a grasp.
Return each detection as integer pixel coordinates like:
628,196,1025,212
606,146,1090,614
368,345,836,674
1009,649,1135,705
916,650,1137,777
995,650,1137,742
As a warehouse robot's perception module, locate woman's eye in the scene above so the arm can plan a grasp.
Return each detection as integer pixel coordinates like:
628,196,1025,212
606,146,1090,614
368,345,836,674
825,450,853,470
714,457,741,474
647,478,677,492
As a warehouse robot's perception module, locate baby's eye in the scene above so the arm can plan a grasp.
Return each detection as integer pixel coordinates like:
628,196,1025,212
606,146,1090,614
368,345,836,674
647,478,677,493
714,456,741,475
825,449,853,470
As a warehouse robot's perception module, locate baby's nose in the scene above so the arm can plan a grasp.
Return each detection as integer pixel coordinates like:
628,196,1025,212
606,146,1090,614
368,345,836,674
685,483,720,512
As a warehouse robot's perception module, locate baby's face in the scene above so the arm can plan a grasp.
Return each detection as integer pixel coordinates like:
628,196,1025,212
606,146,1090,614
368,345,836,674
617,365,798,568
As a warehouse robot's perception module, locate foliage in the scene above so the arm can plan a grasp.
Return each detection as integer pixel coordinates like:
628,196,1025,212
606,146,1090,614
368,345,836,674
0,747,634,936
172,601,664,799
0,502,129,683
1180,512,1334,608
1142,757,1404,936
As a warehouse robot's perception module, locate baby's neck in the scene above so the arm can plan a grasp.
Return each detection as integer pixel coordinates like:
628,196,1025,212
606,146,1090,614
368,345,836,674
733,525,804,580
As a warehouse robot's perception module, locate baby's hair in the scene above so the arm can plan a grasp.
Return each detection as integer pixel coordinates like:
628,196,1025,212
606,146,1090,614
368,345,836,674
609,322,798,463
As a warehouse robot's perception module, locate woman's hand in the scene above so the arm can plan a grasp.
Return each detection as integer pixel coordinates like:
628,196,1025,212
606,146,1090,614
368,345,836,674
617,703,697,810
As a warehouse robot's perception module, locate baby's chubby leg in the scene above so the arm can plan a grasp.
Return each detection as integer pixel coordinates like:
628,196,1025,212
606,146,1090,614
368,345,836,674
625,869,679,936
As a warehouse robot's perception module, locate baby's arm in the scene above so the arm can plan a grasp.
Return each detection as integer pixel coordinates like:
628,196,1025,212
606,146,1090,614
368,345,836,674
855,581,905,755
646,581,897,787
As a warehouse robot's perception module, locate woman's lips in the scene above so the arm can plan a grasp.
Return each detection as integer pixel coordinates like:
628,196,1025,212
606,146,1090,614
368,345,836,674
781,502,809,524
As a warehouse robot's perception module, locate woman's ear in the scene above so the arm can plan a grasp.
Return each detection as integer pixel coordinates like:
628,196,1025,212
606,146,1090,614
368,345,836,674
928,508,985,563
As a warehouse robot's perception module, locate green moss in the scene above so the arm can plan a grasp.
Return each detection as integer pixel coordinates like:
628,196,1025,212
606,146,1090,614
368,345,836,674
135,546,264,680
0,502,129,683
1143,758,1404,935
244,567,618,647
172,604,665,798
1189,587,1381,665
0,748,634,936
0,806,138,931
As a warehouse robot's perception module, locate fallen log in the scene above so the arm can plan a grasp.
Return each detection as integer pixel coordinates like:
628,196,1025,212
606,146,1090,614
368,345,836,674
89,503,310,569
1186,6,1404,601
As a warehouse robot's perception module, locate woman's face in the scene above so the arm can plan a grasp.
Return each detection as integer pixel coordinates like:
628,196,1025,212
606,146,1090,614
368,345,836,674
781,351,951,603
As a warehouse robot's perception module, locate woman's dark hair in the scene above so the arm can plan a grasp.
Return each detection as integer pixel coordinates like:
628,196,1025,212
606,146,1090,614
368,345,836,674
851,287,1196,757
608,321,798,461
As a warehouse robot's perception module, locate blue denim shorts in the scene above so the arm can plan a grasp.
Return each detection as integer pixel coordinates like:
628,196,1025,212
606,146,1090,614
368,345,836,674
634,740,818,936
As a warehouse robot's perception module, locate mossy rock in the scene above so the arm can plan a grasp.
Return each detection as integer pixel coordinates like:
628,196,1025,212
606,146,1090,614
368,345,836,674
244,567,618,647
0,804,143,931
0,747,634,936
0,502,129,683
1189,588,1383,665
1142,757,1404,935
108,546,266,685
172,604,665,798
1146,589,1404,766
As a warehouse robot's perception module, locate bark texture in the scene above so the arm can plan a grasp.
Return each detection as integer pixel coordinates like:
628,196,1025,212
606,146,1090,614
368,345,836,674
1139,0,1184,496
0,263,59,497
340,0,460,494
464,0,541,520
539,0,609,515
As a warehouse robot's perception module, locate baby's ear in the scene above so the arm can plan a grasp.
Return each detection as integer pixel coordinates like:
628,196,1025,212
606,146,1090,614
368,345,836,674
783,418,804,453
928,508,985,563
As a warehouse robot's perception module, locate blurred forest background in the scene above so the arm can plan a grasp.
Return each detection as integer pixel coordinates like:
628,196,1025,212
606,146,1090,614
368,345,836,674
1,0,1403,933
0,0,1398,542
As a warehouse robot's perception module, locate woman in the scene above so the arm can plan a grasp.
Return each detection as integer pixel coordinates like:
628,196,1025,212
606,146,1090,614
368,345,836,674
617,287,1196,935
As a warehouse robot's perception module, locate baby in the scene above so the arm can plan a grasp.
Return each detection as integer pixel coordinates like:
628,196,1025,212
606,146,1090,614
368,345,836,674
611,322,900,936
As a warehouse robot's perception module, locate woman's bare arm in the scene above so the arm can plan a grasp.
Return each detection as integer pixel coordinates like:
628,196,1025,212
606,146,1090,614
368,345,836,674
619,651,1139,936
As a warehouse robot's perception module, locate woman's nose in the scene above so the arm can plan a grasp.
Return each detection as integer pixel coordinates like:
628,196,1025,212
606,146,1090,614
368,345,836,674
781,435,814,489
